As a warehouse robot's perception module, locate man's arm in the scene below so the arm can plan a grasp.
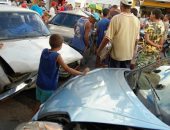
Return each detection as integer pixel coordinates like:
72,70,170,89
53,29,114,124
145,33,161,49
96,37,110,56
57,55,89,75
159,36,164,50
84,21,91,48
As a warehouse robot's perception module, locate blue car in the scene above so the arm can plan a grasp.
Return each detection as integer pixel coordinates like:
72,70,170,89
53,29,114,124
31,58,170,130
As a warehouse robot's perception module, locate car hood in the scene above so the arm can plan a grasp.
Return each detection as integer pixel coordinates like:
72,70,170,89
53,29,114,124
34,68,170,130
48,24,74,39
0,36,82,73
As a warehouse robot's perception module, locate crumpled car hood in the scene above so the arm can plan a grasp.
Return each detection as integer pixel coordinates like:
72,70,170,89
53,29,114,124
35,68,170,130
0,36,82,73
48,24,74,39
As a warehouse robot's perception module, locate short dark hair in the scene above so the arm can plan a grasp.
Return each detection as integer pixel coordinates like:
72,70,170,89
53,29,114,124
103,8,110,17
49,34,63,49
111,5,118,9
131,8,138,17
165,14,170,20
151,9,162,19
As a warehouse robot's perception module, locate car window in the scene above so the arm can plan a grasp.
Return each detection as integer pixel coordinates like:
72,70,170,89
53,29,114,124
51,13,81,28
0,12,50,40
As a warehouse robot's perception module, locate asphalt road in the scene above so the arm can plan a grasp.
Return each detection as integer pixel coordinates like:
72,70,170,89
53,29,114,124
0,89,38,130
0,53,96,130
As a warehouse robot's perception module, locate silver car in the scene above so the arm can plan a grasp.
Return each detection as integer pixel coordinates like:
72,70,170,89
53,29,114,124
0,5,82,100
48,9,89,44
32,58,170,130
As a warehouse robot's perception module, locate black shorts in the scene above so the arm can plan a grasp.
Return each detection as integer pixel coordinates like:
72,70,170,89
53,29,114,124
109,58,131,68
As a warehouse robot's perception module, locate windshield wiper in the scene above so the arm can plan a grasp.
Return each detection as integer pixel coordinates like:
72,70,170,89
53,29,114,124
145,76,160,100
145,76,162,120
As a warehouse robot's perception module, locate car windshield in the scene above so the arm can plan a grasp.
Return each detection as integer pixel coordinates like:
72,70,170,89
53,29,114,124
0,12,50,40
50,13,82,28
125,58,170,125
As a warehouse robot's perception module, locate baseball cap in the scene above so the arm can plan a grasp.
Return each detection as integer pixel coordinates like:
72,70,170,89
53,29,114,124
51,1,57,7
120,0,133,6
91,13,100,21
21,3,27,8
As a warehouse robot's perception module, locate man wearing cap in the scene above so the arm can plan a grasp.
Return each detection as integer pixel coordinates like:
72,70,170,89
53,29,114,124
71,13,100,55
49,1,57,18
97,0,140,68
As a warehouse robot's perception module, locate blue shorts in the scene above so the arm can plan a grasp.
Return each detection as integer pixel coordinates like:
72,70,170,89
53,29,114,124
36,86,54,104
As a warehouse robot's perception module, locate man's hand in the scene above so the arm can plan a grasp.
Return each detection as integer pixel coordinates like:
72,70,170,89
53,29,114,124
96,37,110,57
82,67,90,75
156,44,162,51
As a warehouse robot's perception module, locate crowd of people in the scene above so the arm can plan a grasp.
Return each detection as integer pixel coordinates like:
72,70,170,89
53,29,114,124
35,0,170,104
10,0,73,23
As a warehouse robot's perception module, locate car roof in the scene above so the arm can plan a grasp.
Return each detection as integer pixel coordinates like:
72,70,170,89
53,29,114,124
37,68,170,130
0,5,36,13
59,9,89,17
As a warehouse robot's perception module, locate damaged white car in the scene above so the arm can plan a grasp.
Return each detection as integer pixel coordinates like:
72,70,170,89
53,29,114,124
0,5,82,100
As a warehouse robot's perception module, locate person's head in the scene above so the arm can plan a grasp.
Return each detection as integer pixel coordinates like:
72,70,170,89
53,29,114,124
102,8,110,17
110,5,118,10
51,1,57,7
89,12,100,24
21,3,27,8
38,0,45,7
68,4,73,10
164,14,170,21
95,9,102,15
120,0,132,11
49,34,64,49
150,9,162,21
131,8,138,17
109,5,120,19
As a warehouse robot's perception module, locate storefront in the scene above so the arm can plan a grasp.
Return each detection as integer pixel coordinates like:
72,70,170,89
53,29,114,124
133,0,170,15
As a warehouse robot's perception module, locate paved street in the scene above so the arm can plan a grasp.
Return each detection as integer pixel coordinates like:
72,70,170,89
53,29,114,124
0,89,37,130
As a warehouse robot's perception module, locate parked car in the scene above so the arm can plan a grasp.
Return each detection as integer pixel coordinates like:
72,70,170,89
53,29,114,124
32,58,170,130
0,0,11,5
0,5,82,100
48,9,89,44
